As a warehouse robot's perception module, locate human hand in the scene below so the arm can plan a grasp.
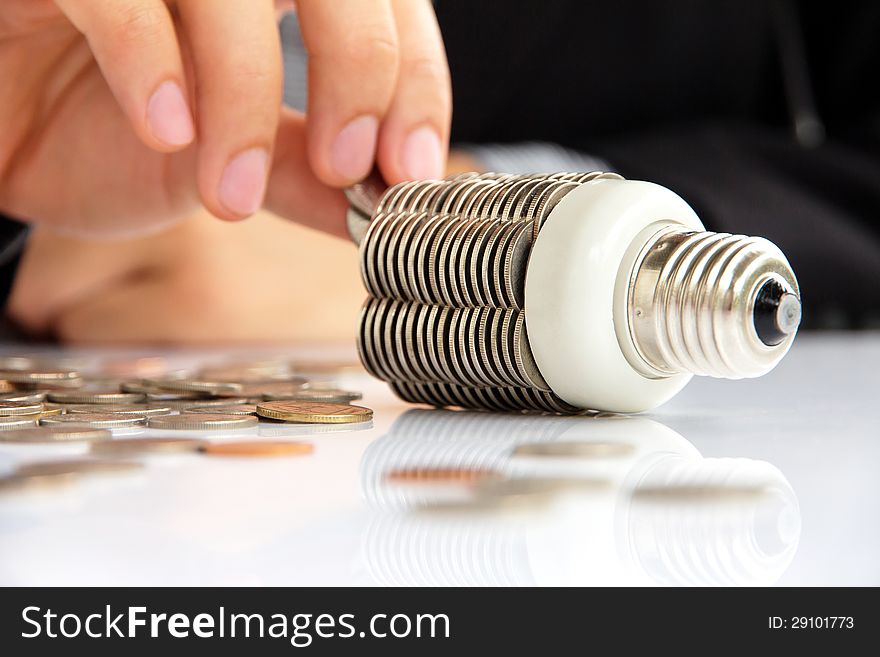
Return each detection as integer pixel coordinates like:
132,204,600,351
0,0,450,238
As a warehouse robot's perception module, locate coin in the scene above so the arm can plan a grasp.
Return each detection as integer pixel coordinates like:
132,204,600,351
47,390,146,404
0,416,40,430
256,401,373,424
41,413,147,428
200,441,314,457
148,378,243,394
147,414,258,430
163,398,249,411
67,404,173,417
0,391,47,403
0,426,112,443
0,401,44,416
512,442,635,458
90,437,206,455
39,404,64,417
184,404,257,416
0,368,80,383
262,388,362,403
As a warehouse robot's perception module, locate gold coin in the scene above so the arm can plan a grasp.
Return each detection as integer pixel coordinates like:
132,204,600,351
39,404,64,417
255,401,373,424
0,401,44,416
90,437,206,455
200,441,314,457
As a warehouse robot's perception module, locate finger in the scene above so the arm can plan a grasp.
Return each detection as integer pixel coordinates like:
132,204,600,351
265,109,350,238
296,0,400,186
377,0,451,183
176,0,282,220
55,0,195,152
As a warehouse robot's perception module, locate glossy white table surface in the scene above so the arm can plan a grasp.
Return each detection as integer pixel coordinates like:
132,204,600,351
0,333,877,586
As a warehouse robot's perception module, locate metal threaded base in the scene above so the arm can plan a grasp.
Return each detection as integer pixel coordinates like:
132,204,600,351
628,228,801,379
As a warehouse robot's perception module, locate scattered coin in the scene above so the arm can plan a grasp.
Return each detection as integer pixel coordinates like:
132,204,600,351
184,404,257,416
0,368,80,383
200,441,313,457
0,426,112,443
163,398,249,411
145,390,209,402
0,416,40,431
147,413,258,430
262,388,362,403
41,413,147,428
147,378,243,394
511,441,635,458
0,391,47,403
67,404,172,417
90,437,206,455
0,401,44,416
47,390,146,404
256,401,373,424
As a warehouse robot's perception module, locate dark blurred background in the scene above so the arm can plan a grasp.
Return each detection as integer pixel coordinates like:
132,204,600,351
435,0,880,329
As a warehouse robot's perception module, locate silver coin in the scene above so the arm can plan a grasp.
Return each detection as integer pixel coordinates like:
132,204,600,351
41,413,147,428
67,404,172,417
147,413,258,430
147,378,243,394
48,390,146,404
0,391,47,403
0,416,40,430
0,401,44,416
184,404,258,415
0,368,80,383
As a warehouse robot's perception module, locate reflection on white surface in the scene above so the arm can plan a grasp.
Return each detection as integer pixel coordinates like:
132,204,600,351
1,335,877,585
360,411,799,586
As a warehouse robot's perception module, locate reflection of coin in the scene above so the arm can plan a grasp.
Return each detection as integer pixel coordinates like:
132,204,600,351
90,437,206,455
256,401,373,424
0,426,112,443
147,414,258,430
512,442,635,458
0,401,44,416
48,390,146,404
41,413,147,428
200,441,313,457
385,468,503,485
16,459,141,477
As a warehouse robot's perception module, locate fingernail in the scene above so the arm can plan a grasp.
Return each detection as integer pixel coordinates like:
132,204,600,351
218,147,269,216
401,126,443,180
146,81,194,147
331,115,378,181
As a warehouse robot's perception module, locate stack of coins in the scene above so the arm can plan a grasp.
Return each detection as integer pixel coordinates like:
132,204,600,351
357,172,621,413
